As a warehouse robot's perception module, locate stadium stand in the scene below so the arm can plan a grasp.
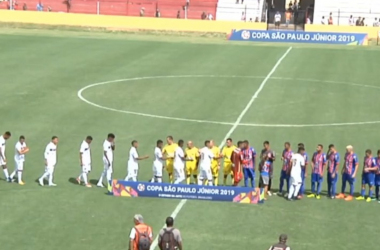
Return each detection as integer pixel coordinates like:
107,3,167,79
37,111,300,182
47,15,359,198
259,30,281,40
216,0,264,21
313,0,380,25
0,0,217,19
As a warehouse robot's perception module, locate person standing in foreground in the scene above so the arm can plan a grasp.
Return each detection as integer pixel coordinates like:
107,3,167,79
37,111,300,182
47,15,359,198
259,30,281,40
0,131,12,182
307,144,326,199
242,140,256,188
151,140,166,183
198,140,214,186
287,147,305,201
356,149,377,202
125,140,149,182
129,214,153,250
221,138,236,186
97,133,115,188
10,135,29,184
76,136,93,187
158,217,183,250
162,136,178,184
336,145,359,201
268,234,290,250
38,136,59,186
326,144,340,199
184,141,199,184
260,141,275,195
279,142,292,196
297,143,308,199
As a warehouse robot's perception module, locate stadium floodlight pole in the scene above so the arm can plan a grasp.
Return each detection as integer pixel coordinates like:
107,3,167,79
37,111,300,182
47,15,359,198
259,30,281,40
96,1,100,15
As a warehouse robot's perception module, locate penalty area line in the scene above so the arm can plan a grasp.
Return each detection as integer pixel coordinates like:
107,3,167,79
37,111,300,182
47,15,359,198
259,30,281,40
149,46,293,249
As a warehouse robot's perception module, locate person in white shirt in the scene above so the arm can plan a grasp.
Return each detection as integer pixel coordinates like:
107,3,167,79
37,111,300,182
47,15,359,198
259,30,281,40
0,131,12,182
38,136,59,186
287,146,305,201
373,18,379,27
274,11,281,29
207,13,213,20
173,140,191,184
10,135,29,185
198,140,214,186
97,133,115,188
76,136,93,187
321,16,325,24
125,140,149,182
151,140,166,183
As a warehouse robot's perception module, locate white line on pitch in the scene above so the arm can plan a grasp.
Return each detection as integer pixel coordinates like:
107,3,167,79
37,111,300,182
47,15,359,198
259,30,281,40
149,46,293,250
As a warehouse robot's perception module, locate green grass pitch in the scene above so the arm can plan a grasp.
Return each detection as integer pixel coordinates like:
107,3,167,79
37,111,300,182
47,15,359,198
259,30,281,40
0,28,380,250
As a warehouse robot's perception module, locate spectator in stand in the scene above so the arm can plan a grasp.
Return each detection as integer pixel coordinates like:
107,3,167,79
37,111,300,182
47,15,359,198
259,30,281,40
155,8,161,18
328,12,333,25
255,17,259,22
285,10,291,27
36,1,43,11
356,17,361,26
186,0,189,8
274,11,281,30
23,3,27,10
360,18,365,26
140,7,145,17
373,18,379,27
349,15,354,26
177,10,180,19
47,5,51,11
208,13,213,20
241,11,246,21
306,16,311,24
321,16,326,25
288,0,293,10
201,11,207,20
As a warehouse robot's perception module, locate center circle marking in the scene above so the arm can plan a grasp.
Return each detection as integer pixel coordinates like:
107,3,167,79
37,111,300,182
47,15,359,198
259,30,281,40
77,75,380,128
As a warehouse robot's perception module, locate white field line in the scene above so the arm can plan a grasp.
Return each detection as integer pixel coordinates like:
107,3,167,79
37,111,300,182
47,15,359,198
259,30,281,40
149,46,293,250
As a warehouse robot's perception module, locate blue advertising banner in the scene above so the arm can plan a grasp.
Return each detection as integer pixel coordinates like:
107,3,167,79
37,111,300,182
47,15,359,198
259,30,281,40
112,180,264,204
228,30,368,45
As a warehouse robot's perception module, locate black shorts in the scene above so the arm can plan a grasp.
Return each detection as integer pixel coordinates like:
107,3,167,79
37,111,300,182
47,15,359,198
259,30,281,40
275,21,280,26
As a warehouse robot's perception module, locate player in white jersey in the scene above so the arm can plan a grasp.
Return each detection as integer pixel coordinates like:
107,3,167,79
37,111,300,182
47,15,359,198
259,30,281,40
10,135,29,185
173,139,191,184
38,136,59,186
151,140,166,183
76,136,93,187
0,131,12,182
97,133,115,188
125,140,149,182
287,146,305,201
198,140,214,186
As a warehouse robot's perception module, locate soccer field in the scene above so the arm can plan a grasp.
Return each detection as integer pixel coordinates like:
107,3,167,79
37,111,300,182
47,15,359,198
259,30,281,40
0,28,379,250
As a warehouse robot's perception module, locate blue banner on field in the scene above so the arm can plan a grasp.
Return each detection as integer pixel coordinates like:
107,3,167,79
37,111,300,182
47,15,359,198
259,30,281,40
112,180,264,204
228,30,368,45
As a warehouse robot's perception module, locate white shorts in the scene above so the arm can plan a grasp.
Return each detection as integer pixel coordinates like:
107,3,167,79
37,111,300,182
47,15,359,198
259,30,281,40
290,176,302,185
82,164,91,173
45,165,55,174
153,164,163,177
127,163,138,178
199,167,212,180
103,159,113,173
174,167,185,180
15,160,24,171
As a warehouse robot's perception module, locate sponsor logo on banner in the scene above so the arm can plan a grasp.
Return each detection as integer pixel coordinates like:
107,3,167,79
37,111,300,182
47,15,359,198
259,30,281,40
112,180,265,204
241,30,251,40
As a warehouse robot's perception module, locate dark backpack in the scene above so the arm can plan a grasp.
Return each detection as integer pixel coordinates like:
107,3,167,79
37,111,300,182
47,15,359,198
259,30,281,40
160,228,177,250
135,226,151,250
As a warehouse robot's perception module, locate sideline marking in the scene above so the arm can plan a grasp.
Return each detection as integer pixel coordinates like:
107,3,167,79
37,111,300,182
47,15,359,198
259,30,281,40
149,46,293,250
77,73,380,128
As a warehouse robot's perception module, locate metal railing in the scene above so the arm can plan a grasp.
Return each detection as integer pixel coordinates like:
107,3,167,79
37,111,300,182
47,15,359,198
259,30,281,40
313,9,380,26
